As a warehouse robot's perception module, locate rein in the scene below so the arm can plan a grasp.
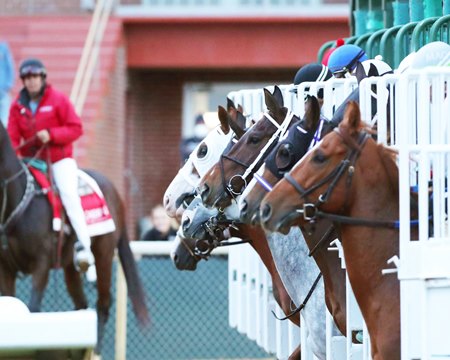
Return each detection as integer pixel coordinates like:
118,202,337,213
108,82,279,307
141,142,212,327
272,272,322,321
284,130,408,229
0,144,47,251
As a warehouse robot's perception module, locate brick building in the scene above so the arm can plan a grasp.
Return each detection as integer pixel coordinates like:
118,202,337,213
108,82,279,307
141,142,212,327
1,0,349,237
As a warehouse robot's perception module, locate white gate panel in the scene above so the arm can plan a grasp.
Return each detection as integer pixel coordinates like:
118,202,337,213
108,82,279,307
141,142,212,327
228,244,239,328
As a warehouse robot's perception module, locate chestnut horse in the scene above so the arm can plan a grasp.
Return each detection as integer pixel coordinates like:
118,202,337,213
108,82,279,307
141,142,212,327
0,123,149,354
260,101,410,359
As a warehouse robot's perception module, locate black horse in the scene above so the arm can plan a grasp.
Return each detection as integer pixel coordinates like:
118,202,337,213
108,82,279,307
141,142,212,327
0,123,149,353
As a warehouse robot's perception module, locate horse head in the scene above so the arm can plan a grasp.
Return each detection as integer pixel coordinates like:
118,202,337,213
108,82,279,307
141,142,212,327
239,95,335,224
163,100,245,221
260,101,372,234
171,194,241,270
198,85,296,210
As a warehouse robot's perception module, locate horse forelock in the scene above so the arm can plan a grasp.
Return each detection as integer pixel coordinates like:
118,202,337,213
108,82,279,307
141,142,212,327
337,119,373,153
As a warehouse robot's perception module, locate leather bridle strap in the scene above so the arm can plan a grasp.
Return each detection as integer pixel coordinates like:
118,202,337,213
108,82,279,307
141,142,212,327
272,272,322,321
0,164,41,250
312,210,400,228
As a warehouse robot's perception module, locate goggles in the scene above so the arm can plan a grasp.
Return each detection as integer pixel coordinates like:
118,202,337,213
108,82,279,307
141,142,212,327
20,65,46,78
332,49,366,78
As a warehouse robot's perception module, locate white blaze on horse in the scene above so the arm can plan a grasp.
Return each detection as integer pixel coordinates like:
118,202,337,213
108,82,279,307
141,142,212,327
163,104,245,222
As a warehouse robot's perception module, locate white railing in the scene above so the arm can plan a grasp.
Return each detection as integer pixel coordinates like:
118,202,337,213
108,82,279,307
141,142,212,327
115,0,348,18
0,297,97,356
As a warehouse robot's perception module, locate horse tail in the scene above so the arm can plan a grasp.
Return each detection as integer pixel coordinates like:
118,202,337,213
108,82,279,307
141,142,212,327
117,227,150,327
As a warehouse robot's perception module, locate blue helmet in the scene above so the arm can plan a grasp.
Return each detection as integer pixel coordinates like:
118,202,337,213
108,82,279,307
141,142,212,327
328,44,368,77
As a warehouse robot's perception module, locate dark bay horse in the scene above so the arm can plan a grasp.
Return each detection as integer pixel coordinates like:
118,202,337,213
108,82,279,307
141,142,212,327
192,87,333,358
238,96,347,336
260,101,409,359
198,86,295,209
0,123,149,353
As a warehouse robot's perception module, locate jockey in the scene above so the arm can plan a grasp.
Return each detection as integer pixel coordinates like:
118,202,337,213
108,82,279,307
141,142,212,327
292,62,333,109
7,58,94,272
327,44,368,78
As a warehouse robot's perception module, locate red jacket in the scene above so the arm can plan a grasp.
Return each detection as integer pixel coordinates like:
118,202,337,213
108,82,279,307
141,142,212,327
7,84,83,163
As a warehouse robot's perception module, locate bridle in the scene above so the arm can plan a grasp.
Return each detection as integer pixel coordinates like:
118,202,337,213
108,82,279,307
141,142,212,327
179,213,248,261
253,118,330,193
283,128,403,229
0,141,47,251
219,110,295,201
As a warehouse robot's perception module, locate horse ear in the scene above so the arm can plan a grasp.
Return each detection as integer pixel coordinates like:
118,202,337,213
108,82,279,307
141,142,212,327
303,96,321,131
264,87,284,121
237,104,244,113
342,101,361,134
224,105,246,139
217,106,231,134
355,62,366,84
368,63,379,77
272,85,284,108
229,116,246,139
227,98,237,112
236,111,247,131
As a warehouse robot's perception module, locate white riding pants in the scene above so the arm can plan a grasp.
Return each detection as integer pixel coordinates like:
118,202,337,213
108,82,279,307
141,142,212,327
52,158,91,250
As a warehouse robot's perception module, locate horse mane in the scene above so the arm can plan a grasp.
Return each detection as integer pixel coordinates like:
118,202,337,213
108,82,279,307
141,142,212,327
376,144,399,195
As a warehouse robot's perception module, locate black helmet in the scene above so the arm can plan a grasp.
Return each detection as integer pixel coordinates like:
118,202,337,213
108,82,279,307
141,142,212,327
293,63,332,85
292,63,332,98
19,58,47,79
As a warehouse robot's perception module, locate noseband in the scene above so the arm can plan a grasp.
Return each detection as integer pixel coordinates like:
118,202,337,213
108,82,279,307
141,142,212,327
180,214,249,261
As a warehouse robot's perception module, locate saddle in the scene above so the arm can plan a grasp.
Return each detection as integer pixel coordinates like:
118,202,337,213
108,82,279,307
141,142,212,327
26,160,116,237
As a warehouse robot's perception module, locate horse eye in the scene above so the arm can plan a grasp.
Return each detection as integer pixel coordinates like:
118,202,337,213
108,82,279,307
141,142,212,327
312,151,327,164
197,144,208,158
276,143,294,170
248,136,260,145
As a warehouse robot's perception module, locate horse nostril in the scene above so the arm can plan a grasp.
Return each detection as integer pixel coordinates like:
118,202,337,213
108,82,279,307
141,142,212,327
182,217,191,232
173,254,179,264
251,211,260,225
240,200,248,216
261,204,272,224
201,183,210,201
163,194,170,208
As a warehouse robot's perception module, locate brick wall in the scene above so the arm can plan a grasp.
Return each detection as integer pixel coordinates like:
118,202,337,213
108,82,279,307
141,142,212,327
126,69,293,238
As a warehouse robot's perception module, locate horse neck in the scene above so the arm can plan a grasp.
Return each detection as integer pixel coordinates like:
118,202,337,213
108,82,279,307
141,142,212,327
233,223,299,324
233,223,276,273
0,140,28,212
300,221,347,334
338,140,401,347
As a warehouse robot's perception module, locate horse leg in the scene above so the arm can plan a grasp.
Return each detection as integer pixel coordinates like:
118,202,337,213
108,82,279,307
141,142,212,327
92,240,114,355
64,263,88,310
288,345,301,360
28,266,50,312
0,263,16,296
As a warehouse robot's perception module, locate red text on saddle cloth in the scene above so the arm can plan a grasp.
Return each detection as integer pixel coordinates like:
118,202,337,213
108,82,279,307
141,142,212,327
28,167,116,237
